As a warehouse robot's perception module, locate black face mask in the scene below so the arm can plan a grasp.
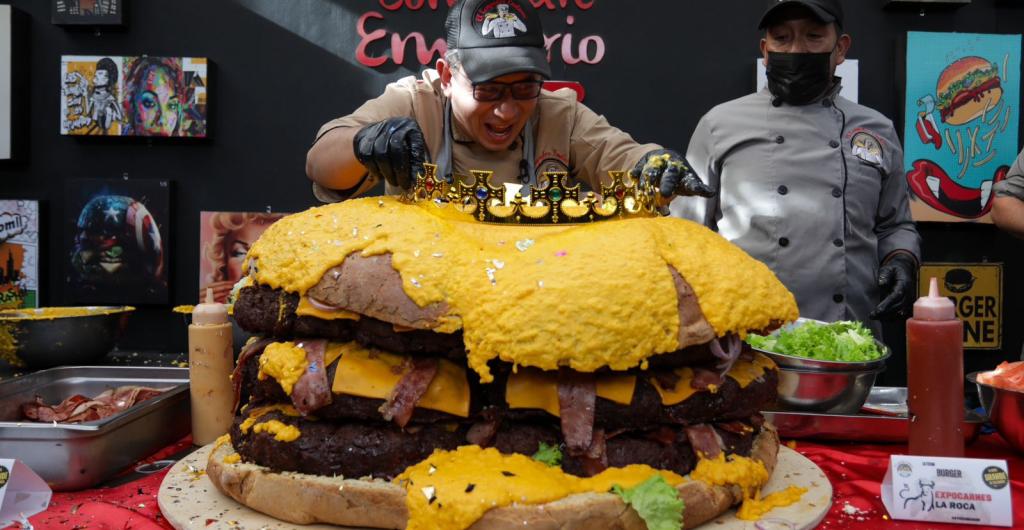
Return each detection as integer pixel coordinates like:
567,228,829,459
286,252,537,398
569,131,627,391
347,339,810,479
766,51,833,106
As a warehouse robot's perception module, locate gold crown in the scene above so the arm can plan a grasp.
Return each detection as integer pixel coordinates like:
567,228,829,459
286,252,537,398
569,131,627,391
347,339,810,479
403,163,659,224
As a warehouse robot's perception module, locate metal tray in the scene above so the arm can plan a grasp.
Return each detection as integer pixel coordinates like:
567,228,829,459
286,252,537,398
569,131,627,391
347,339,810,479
764,386,985,443
0,366,189,491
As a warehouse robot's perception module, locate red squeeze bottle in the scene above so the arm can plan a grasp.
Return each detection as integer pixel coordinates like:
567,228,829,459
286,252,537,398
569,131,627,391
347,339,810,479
907,277,964,457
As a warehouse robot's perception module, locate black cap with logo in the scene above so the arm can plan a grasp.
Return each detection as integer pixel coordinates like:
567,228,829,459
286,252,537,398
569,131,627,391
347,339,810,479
445,0,552,83
758,0,844,29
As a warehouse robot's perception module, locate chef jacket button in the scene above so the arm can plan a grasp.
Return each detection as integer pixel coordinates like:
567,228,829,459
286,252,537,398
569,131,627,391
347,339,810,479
779,237,790,247
833,294,845,303
777,185,788,195
833,239,844,247
829,140,840,148
775,135,785,144
832,187,843,198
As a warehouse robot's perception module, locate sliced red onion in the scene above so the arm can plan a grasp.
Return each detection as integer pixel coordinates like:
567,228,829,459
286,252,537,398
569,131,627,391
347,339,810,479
307,296,341,312
710,334,743,375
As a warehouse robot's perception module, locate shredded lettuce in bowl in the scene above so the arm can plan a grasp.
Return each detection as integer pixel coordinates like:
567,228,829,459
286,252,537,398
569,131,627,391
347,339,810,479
746,320,884,362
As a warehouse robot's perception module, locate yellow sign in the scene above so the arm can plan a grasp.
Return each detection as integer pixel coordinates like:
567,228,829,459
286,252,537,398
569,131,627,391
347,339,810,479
918,263,1002,350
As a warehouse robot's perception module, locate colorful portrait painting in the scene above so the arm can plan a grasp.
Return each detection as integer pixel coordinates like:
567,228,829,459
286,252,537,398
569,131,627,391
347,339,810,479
60,55,208,138
0,200,39,309
65,179,170,305
903,32,1021,223
198,211,287,303
52,0,122,25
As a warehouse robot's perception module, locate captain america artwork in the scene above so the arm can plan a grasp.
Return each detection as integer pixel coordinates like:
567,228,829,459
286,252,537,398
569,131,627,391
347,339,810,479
65,179,170,304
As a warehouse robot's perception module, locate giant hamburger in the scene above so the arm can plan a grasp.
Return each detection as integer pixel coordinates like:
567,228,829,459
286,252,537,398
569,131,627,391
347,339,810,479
207,186,801,529
936,56,1003,126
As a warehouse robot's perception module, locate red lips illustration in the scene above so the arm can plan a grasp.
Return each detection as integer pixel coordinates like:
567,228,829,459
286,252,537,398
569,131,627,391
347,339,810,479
906,159,1008,219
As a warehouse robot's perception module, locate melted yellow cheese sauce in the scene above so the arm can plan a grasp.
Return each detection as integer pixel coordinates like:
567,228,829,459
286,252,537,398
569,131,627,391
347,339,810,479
691,453,804,521
737,485,808,521
251,419,301,442
0,306,135,320
258,342,309,395
394,445,684,530
239,404,301,433
247,197,798,382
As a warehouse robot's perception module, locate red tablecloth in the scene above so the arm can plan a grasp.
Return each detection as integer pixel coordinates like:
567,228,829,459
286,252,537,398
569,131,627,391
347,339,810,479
5,434,1023,529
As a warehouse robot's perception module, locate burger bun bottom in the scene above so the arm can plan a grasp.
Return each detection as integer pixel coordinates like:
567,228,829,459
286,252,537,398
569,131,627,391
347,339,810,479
206,424,780,530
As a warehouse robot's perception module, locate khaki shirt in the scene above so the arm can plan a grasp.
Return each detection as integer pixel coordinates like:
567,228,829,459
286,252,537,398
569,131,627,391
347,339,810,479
674,84,921,337
312,69,659,202
994,149,1024,201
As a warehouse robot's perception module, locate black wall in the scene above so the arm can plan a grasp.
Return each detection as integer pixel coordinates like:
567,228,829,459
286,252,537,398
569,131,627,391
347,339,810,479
0,0,1021,385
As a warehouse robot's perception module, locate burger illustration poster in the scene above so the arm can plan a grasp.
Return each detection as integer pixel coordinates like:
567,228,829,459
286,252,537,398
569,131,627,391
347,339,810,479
902,31,1021,223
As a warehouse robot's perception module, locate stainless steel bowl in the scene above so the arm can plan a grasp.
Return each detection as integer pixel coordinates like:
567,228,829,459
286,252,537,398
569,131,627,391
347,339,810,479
967,371,1024,454
0,307,134,369
752,318,891,414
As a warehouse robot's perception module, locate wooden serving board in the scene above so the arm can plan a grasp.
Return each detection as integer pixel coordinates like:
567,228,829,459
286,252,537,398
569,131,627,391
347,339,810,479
158,445,832,530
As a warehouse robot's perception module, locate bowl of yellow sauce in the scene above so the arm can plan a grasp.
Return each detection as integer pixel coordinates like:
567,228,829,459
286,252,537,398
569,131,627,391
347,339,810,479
0,306,134,369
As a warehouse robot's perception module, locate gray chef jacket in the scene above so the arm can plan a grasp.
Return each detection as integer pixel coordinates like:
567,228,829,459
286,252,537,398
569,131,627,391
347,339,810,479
673,82,921,338
994,149,1024,201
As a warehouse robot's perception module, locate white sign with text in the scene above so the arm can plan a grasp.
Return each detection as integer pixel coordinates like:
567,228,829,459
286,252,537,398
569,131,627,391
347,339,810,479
882,455,1013,527
0,458,51,526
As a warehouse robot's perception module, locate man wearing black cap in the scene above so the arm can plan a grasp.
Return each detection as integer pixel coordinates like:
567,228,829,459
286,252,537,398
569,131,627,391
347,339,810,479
674,0,921,337
306,0,712,203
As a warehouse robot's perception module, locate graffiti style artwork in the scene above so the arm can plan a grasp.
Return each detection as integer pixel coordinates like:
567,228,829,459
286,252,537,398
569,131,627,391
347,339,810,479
198,211,287,304
0,201,39,309
60,55,208,138
902,32,1021,223
52,0,123,26
64,179,170,305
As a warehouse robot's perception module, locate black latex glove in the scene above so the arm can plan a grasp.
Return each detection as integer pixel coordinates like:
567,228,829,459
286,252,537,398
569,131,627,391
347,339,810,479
629,149,715,199
870,253,919,320
353,117,427,190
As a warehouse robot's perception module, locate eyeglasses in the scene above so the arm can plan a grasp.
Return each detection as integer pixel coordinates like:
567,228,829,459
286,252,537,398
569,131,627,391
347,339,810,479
472,79,544,102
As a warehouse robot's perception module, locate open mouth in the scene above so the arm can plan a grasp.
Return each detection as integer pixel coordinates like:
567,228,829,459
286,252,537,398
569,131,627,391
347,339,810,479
484,123,515,144
906,159,1008,219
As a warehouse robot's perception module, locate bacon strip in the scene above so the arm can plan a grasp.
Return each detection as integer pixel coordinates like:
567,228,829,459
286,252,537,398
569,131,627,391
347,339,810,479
22,386,169,424
466,408,501,447
578,429,608,476
231,337,275,414
557,368,597,453
379,357,439,428
290,339,333,415
685,424,724,459
690,368,725,391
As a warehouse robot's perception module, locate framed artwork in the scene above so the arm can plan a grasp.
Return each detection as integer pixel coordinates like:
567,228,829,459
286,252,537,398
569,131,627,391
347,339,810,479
902,31,1021,222
0,200,39,309
198,211,287,303
60,55,208,137
64,179,170,305
52,0,123,26
0,6,11,160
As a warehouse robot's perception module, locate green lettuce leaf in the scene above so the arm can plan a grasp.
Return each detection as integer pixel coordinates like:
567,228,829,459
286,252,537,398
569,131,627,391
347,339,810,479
531,442,563,467
612,475,685,530
745,320,883,362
